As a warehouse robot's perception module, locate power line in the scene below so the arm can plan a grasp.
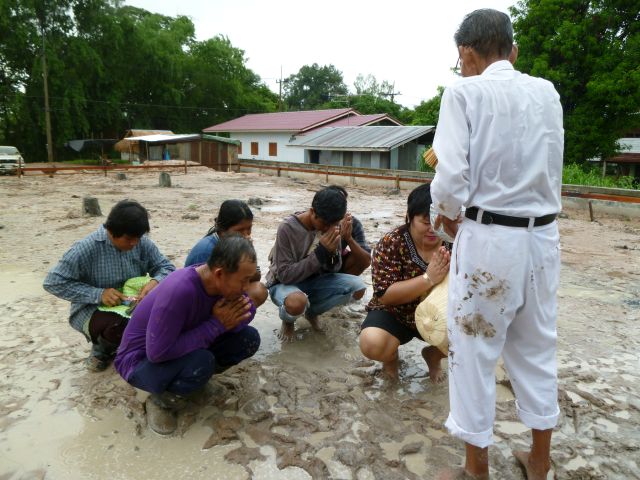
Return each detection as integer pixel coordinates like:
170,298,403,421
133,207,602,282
0,92,260,114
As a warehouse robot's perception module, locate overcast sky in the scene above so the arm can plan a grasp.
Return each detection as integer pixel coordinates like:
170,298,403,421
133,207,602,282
125,0,515,108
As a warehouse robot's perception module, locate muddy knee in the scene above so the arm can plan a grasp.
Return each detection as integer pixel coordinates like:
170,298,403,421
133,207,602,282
283,292,307,316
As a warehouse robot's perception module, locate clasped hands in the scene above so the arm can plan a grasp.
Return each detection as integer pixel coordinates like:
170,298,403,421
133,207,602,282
212,296,252,330
426,246,451,288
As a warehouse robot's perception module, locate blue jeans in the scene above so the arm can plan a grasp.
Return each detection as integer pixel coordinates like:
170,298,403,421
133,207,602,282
127,326,260,396
269,273,366,324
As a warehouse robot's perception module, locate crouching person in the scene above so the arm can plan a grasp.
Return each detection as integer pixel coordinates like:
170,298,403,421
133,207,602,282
114,235,261,436
265,186,367,341
43,200,175,371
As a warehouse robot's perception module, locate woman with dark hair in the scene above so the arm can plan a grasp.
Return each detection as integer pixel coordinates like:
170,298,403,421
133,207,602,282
185,200,267,307
359,184,450,382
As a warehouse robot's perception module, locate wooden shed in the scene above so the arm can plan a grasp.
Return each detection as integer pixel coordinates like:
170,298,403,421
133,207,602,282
197,135,240,172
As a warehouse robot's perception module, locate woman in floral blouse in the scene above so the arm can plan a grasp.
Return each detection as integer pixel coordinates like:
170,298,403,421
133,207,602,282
359,184,451,382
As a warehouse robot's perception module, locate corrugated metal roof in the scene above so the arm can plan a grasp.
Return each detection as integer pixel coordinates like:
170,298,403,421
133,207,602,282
122,134,200,143
202,108,354,133
288,126,434,151
618,138,640,154
322,113,402,128
202,134,240,146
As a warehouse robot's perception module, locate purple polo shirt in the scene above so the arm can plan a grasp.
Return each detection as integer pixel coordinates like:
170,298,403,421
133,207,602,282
114,265,256,381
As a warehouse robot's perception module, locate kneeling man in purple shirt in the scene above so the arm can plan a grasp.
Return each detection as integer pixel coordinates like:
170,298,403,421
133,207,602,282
115,235,260,435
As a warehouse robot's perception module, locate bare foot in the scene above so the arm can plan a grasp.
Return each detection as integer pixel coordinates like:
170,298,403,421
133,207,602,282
435,467,488,480
278,322,295,342
422,346,447,383
513,450,553,480
305,313,324,333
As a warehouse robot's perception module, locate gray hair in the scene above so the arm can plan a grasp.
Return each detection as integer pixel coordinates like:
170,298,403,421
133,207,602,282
454,9,513,59
206,234,256,272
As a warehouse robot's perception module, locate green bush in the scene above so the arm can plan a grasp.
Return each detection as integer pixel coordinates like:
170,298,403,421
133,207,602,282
563,163,636,189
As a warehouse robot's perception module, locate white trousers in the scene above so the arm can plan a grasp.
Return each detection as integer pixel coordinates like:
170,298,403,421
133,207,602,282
445,217,560,448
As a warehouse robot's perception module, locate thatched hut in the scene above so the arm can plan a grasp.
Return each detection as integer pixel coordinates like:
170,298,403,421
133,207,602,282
114,129,174,161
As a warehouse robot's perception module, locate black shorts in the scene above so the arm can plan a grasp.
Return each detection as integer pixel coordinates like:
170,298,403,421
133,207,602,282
361,309,421,345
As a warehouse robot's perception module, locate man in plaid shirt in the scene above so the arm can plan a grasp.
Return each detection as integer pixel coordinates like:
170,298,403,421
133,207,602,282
44,200,174,371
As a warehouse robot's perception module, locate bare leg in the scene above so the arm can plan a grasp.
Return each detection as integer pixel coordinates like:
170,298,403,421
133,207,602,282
382,352,400,381
278,321,295,342
359,327,401,381
422,345,447,383
513,428,553,479
278,292,307,342
438,443,489,479
305,312,323,333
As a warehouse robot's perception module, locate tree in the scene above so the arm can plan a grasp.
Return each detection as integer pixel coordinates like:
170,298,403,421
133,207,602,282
283,63,348,110
0,1,276,161
511,0,640,164
412,86,444,126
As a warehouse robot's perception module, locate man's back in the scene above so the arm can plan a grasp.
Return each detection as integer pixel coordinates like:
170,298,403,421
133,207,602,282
433,60,564,218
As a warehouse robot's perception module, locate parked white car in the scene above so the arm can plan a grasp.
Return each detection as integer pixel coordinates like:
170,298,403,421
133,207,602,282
0,146,25,175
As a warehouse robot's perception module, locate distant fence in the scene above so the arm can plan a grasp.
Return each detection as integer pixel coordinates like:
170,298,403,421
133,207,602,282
11,161,208,177
239,159,640,205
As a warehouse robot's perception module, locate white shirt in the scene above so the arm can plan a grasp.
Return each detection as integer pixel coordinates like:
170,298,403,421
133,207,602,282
431,60,564,220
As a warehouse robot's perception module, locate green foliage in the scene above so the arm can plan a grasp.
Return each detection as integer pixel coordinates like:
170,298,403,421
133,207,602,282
283,63,348,111
563,162,636,189
511,0,640,164
0,0,276,162
412,86,444,126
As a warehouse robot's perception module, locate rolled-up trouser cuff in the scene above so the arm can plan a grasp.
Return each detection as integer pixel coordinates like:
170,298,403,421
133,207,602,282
516,400,559,430
279,300,310,324
445,413,494,448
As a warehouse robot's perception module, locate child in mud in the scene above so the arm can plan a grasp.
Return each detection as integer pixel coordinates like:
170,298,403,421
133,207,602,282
185,199,268,308
43,200,175,372
431,9,563,480
359,184,450,383
265,186,367,341
115,235,260,436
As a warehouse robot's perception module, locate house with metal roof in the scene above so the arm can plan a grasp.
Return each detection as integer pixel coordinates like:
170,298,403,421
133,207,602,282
605,136,640,181
202,108,402,164
287,125,435,171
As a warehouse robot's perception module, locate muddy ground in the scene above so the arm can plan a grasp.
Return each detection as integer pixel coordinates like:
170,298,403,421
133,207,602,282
0,167,639,479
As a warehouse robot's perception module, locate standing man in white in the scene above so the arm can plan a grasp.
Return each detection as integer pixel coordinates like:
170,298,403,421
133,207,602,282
430,9,564,480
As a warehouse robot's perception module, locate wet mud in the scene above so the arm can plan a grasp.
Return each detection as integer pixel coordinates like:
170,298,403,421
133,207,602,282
1,169,639,479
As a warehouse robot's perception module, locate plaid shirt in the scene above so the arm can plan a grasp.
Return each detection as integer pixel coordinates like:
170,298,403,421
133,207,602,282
43,225,175,338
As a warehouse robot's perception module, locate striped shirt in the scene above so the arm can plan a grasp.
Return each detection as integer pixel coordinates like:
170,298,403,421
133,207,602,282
43,225,175,337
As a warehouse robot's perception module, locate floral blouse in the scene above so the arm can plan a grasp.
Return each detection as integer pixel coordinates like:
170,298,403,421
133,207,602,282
366,224,430,330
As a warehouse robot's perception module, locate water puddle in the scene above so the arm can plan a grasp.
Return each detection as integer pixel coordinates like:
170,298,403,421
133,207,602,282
260,205,291,213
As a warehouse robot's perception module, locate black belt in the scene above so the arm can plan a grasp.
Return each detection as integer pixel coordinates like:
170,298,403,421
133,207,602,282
465,207,557,228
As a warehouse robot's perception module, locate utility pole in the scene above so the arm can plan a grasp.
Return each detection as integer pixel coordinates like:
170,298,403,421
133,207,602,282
276,66,288,112
41,23,54,163
380,82,401,104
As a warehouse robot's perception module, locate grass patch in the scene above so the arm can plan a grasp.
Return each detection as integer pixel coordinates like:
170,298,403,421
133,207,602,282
563,163,636,189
